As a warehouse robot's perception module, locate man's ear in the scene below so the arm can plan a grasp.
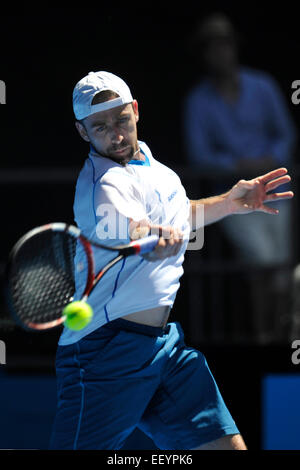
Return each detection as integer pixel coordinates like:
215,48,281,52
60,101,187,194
132,100,139,123
75,121,90,142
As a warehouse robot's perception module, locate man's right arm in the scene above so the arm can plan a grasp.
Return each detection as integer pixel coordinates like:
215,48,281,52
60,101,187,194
95,174,184,262
129,219,184,261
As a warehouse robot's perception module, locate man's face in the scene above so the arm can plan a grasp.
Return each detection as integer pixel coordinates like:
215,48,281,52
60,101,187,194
202,37,237,76
75,100,139,165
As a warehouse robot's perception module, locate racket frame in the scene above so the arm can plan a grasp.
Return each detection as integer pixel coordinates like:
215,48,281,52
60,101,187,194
5,222,158,331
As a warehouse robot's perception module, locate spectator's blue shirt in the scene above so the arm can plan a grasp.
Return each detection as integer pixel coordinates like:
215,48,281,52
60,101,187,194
183,67,296,173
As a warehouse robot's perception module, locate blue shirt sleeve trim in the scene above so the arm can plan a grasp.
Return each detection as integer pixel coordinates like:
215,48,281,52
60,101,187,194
104,257,127,322
88,157,108,225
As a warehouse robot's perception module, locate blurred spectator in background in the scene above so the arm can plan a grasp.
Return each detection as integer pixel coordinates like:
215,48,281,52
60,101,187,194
183,12,296,265
183,13,297,342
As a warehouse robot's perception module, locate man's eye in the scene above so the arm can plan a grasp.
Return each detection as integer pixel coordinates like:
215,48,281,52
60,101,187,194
97,125,105,132
119,117,129,124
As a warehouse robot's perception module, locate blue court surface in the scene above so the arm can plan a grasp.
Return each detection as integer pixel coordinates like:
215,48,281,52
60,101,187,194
262,373,300,450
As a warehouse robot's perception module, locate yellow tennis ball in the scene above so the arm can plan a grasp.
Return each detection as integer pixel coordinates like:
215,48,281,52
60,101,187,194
63,301,93,331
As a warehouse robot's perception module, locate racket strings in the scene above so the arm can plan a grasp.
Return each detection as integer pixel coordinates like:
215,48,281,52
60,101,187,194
9,231,77,324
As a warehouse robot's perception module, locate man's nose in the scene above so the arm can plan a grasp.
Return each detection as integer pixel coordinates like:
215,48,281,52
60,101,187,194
108,125,123,144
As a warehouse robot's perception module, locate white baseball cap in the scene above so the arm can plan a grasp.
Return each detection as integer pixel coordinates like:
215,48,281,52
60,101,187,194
73,71,134,120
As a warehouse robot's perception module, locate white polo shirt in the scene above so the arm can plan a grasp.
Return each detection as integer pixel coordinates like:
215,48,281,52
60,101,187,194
58,141,190,345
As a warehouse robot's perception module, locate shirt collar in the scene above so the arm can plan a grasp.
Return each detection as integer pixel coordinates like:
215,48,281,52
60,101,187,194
128,147,150,166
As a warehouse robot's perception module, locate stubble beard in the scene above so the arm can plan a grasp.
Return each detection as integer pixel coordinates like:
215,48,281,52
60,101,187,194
92,140,138,166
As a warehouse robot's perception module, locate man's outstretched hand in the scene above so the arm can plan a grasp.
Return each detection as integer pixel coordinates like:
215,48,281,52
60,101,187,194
227,167,294,215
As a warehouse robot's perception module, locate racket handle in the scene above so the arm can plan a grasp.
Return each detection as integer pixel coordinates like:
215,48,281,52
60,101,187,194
129,234,159,254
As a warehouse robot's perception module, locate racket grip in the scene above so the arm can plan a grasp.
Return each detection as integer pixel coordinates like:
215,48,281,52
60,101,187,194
130,234,159,254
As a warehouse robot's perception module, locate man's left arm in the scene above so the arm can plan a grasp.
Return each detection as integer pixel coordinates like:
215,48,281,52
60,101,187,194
189,167,294,230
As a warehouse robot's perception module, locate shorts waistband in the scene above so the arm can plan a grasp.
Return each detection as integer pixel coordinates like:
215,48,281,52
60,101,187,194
103,318,170,337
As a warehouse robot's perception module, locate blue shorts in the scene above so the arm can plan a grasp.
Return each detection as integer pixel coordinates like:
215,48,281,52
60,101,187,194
49,319,239,450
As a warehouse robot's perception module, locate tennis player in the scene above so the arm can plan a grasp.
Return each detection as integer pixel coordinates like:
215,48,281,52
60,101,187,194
49,71,293,450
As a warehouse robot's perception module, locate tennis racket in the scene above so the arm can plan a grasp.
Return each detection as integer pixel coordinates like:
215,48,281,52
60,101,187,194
5,222,159,331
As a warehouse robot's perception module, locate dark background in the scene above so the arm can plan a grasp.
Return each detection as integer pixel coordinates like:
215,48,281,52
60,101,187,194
1,3,300,452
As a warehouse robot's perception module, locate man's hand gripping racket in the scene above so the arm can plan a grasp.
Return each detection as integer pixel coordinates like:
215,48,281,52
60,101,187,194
5,223,159,332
